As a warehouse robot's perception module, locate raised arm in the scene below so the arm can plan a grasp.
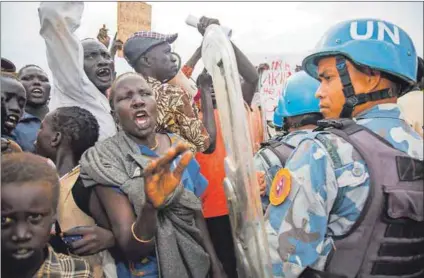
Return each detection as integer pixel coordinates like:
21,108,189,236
38,2,98,101
231,42,259,106
197,17,259,106
182,46,202,78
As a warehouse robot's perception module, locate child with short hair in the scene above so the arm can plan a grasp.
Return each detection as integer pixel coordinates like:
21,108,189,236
1,152,93,278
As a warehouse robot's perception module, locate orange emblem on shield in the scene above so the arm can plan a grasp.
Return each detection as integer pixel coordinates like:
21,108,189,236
269,168,291,206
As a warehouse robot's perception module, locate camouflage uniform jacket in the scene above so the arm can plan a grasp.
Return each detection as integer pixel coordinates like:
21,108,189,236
253,130,313,211
265,103,423,277
146,76,210,153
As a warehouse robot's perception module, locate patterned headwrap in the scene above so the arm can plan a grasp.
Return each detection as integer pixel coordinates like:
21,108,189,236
123,31,178,68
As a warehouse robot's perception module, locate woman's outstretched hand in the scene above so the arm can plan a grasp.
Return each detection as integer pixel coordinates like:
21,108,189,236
143,142,193,208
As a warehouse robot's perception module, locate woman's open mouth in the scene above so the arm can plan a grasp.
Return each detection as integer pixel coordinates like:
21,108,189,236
134,111,150,129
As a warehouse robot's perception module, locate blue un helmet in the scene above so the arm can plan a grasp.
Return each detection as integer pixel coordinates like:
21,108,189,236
273,71,320,127
302,19,418,118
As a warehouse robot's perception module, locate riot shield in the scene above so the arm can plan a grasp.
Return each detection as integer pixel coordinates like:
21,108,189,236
202,24,273,278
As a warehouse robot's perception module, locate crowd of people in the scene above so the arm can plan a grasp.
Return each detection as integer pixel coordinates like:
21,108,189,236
1,2,423,278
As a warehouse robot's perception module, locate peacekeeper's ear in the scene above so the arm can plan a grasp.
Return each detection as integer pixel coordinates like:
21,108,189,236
353,64,382,90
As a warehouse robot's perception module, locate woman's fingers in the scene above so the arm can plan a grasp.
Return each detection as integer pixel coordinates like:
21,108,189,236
143,142,192,208
144,142,190,176
173,151,193,181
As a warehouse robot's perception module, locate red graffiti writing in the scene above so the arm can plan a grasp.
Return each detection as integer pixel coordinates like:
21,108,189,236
259,59,294,120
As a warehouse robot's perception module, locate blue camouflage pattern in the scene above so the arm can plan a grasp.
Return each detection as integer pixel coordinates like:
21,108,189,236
265,104,423,277
253,130,313,211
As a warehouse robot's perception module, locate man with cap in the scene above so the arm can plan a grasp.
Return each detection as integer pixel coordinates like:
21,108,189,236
266,19,423,278
1,58,16,73
38,2,116,141
123,29,214,153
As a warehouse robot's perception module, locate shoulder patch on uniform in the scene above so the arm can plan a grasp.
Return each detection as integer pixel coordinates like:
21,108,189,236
269,168,291,206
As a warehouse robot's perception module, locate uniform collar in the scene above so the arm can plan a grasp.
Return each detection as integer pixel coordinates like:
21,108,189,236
355,103,404,121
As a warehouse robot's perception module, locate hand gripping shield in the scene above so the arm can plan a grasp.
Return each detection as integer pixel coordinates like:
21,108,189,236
202,24,273,278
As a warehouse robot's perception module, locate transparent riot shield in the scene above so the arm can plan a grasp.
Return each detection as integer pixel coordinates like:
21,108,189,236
202,24,273,278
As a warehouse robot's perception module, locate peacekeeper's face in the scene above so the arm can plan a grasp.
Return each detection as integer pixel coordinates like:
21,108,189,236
82,40,114,94
315,56,382,119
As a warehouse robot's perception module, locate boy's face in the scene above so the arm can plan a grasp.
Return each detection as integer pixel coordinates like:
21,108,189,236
1,181,55,264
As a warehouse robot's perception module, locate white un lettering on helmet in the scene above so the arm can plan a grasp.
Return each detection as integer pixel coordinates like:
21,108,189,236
350,21,400,45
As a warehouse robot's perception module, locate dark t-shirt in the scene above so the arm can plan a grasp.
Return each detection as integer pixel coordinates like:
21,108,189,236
71,177,92,217
49,177,92,254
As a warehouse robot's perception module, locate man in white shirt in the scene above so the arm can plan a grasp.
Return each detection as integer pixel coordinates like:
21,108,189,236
398,56,423,137
39,2,116,140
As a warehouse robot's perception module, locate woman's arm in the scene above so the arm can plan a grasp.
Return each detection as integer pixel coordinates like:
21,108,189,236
91,143,195,261
94,186,157,261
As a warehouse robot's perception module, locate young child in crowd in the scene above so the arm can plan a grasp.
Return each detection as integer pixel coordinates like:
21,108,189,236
1,152,93,278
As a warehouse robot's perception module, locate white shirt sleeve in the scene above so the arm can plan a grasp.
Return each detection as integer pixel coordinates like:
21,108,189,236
39,2,116,140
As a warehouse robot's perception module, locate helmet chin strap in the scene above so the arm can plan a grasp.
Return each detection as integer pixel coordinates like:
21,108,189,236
335,56,392,118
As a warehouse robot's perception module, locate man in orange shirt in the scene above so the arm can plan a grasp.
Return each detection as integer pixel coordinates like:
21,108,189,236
195,63,259,278
180,17,259,276
195,72,236,277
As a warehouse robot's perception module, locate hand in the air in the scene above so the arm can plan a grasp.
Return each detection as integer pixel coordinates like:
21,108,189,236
62,225,115,256
97,25,110,48
256,171,266,196
257,63,270,73
110,32,124,53
197,16,220,36
143,142,193,208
